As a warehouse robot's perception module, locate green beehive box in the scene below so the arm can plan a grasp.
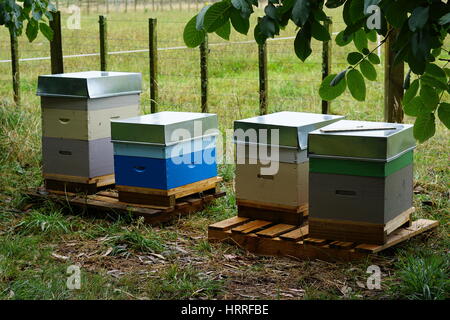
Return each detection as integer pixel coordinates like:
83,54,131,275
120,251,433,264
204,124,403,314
307,120,416,245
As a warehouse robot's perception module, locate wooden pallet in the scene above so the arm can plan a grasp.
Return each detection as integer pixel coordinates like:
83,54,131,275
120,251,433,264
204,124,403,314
237,199,308,225
26,186,226,225
208,216,439,262
44,173,115,195
117,177,223,206
309,207,414,245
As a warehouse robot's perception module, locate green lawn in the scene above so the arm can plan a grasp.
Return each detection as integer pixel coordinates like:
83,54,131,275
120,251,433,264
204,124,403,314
0,5,448,300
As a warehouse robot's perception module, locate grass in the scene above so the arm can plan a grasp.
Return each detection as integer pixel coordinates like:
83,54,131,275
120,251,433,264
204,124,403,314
393,251,449,300
0,4,448,300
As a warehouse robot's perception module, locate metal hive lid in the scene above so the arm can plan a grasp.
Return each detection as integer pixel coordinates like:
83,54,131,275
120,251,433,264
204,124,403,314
233,111,345,149
111,111,218,145
308,120,416,162
37,71,142,98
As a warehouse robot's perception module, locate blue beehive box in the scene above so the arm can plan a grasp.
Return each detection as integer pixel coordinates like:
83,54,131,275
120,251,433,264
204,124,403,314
111,112,219,194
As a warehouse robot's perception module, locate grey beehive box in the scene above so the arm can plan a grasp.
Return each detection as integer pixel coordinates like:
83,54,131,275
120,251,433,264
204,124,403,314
37,71,142,183
308,120,416,244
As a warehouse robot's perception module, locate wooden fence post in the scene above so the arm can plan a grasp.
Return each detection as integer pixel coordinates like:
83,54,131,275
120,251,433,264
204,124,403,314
384,28,404,123
149,18,158,113
99,15,108,71
50,11,64,74
200,34,209,113
9,30,20,105
321,17,332,114
258,18,268,116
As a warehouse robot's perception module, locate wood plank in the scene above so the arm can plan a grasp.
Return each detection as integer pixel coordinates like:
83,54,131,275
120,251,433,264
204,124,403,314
116,177,222,197
309,217,386,245
329,241,355,250
279,225,309,242
232,220,272,234
303,238,329,246
26,188,226,226
43,173,115,185
236,199,308,213
355,219,439,254
118,191,176,207
256,224,297,238
209,216,250,231
384,207,414,234
96,191,118,199
209,228,367,262
238,205,305,225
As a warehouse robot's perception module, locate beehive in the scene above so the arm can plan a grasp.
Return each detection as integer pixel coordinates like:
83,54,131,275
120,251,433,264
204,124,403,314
111,112,219,206
37,71,142,193
307,120,416,244
233,112,344,224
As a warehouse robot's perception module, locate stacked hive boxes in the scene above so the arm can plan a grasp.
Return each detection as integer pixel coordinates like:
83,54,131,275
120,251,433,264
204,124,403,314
111,111,219,206
234,112,344,225
38,71,142,193
308,120,416,244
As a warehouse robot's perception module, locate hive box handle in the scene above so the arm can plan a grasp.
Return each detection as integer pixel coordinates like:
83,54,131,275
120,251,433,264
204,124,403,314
58,150,72,156
257,174,274,180
59,118,70,124
133,166,146,173
335,189,357,197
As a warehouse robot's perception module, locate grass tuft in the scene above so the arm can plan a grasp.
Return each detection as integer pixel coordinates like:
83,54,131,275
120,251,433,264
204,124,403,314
15,210,72,236
395,251,449,300
147,264,223,299
107,230,165,255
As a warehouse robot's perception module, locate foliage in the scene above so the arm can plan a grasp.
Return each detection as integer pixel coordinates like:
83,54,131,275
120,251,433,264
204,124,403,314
184,0,450,142
0,0,56,41
395,251,449,300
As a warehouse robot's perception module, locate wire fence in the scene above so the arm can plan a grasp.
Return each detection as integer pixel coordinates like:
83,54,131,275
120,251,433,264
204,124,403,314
0,2,389,127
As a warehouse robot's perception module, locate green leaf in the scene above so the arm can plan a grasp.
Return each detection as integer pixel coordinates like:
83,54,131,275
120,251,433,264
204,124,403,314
403,79,419,105
366,29,377,42
311,19,330,41
408,6,429,32
420,75,449,91
330,69,348,87
349,0,365,23
203,1,231,33
437,103,450,129
346,69,366,101
438,12,450,25
368,53,380,64
39,22,53,41
419,85,439,111
291,0,311,27
215,20,231,40
25,19,38,42
294,23,312,61
230,7,250,35
413,112,435,143
404,96,424,117
231,0,253,18
335,31,352,46
196,5,211,30
319,73,347,101
347,52,363,65
325,0,346,9
259,16,278,38
359,60,377,81
353,29,368,52
425,63,447,80
184,15,206,48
